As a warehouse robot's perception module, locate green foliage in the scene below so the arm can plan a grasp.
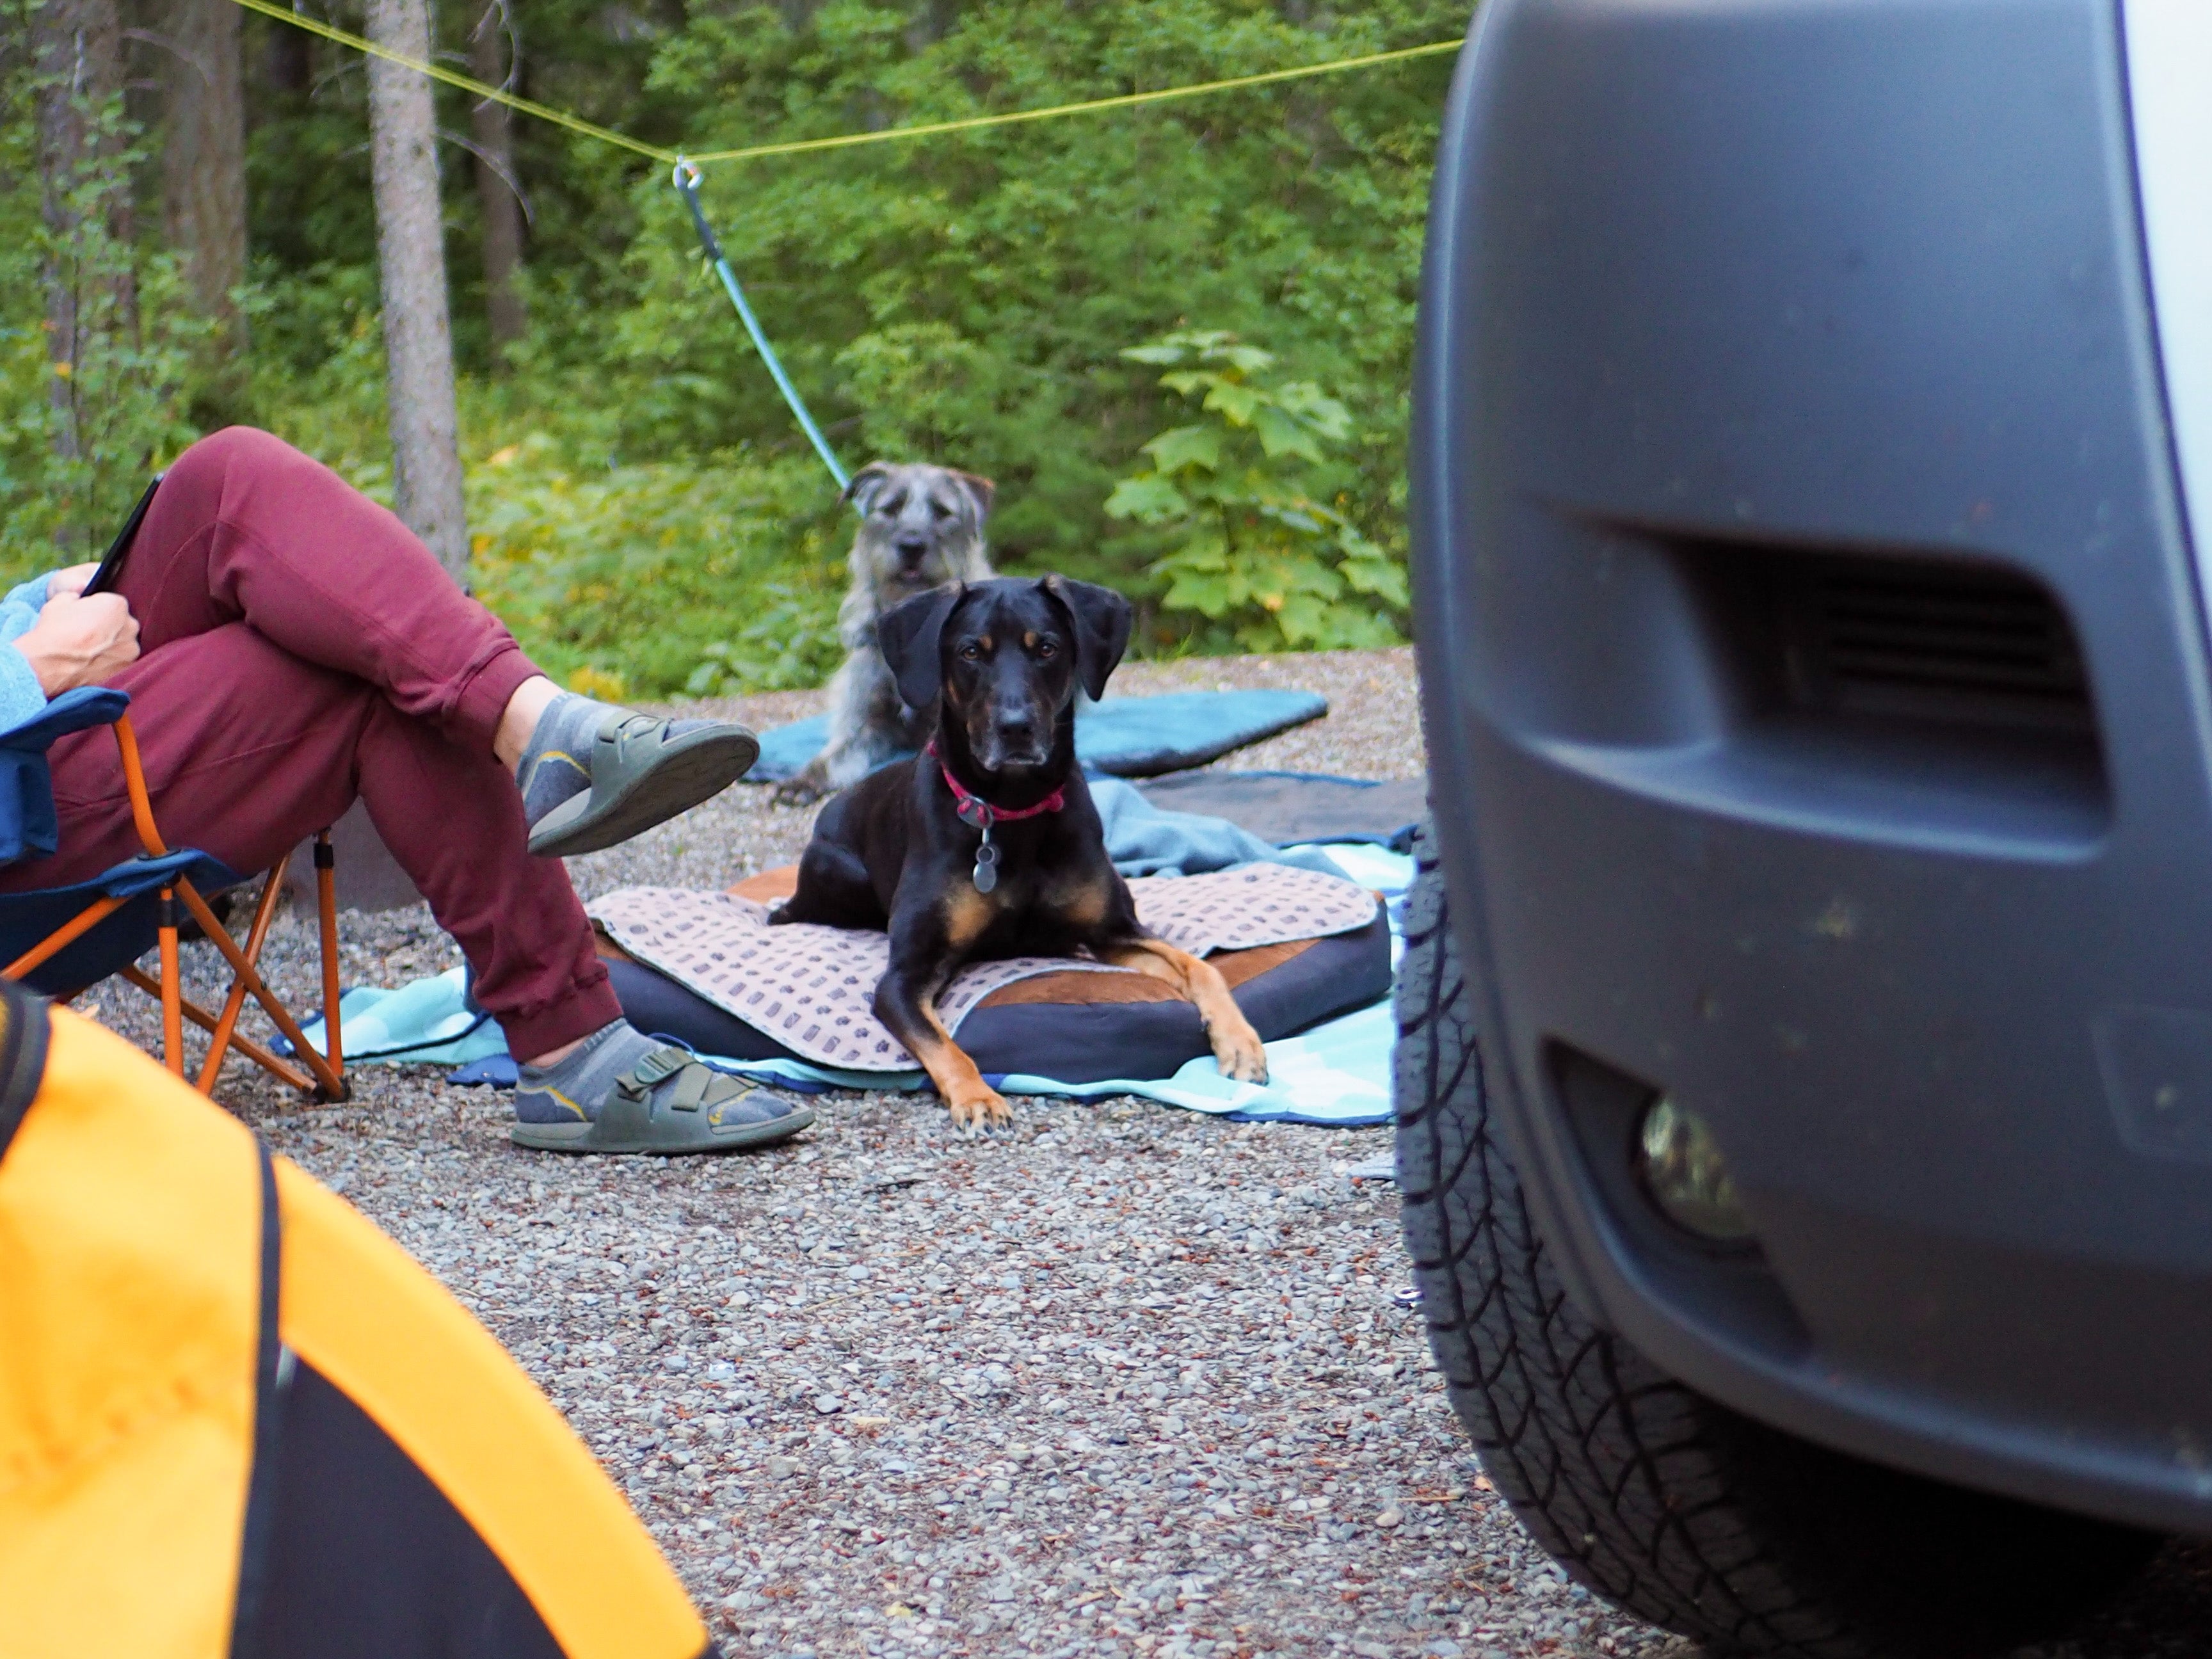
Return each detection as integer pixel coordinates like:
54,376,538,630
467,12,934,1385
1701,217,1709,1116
234,263,396,479
465,436,847,697
626,0,1455,595
684,583,846,696
0,0,1455,685
1107,330,1406,651
0,50,205,568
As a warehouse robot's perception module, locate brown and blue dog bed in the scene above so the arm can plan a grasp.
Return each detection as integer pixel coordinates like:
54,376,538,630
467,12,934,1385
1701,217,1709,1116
588,863,1390,1087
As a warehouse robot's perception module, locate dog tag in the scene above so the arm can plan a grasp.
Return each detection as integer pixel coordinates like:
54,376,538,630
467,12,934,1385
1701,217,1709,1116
973,835,1000,894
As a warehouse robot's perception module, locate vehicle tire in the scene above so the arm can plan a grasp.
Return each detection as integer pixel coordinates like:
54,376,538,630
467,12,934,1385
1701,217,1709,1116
1391,826,2160,1658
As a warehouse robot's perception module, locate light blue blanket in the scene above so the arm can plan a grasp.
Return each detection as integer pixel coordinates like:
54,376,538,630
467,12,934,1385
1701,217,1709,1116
291,967,507,1066
1091,778,1343,879
746,688,1327,782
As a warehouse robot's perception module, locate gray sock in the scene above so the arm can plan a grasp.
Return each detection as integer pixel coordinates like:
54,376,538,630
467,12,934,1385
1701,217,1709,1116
514,1018,662,1124
515,692,615,827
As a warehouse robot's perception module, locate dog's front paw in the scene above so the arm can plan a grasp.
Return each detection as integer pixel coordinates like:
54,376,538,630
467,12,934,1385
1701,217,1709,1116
771,776,826,807
946,1082,1013,1134
1211,1022,1269,1086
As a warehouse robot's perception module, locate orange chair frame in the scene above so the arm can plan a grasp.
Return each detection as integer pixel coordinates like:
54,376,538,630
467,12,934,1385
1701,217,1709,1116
0,712,347,1100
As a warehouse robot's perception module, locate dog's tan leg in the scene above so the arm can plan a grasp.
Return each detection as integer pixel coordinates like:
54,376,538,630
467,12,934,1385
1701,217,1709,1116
913,1002,1010,1133
876,965,1010,1132
1100,938,1269,1084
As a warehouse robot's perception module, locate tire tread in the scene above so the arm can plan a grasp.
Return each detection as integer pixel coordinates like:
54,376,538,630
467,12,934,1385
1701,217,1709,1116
1391,827,2151,1658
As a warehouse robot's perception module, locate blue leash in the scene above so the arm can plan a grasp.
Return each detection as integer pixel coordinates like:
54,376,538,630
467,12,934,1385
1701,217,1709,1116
673,159,850,492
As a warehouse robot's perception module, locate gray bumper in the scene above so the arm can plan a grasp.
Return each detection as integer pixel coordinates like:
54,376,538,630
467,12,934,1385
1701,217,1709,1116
1412,0,2212,1533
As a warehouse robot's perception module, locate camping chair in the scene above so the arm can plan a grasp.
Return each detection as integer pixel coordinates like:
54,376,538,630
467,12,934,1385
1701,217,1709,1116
0,687,347,1100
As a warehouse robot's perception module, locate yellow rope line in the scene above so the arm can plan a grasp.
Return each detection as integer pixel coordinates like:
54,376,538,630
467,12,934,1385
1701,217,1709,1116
225,0,1459,171
683,40,1464,164
227,0,680,164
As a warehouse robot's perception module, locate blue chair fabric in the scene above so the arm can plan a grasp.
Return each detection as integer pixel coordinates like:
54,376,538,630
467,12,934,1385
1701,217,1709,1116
0,849,242,996
0,690,243,995
0,688,131,865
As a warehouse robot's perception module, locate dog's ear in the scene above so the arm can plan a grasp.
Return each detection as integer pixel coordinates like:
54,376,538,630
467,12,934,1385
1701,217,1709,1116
878,584,965,714
842,461,895,516
949,470,997,524
1041,577,1134,701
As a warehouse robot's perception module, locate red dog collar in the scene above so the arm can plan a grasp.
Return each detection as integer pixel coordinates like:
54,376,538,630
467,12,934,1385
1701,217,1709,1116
926,741,1066,828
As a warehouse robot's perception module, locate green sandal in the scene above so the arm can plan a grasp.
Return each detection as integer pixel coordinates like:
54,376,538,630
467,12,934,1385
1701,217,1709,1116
527,713,760,858
511,1047,813,1155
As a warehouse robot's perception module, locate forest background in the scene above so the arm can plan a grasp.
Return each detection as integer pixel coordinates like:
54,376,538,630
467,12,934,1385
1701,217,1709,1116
0,0,1461,698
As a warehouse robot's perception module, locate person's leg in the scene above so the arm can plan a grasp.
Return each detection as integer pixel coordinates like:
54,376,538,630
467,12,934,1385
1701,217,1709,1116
115,426,534,746
114,426,762,858
0,624,619,1057
5,622,812,1148
355,691,623,1059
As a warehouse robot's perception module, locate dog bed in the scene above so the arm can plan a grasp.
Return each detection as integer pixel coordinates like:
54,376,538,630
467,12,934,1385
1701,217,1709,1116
587,863,1389,1084
744,689,1329,783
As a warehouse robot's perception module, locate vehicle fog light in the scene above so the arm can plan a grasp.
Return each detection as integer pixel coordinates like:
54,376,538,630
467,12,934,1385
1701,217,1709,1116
1637,1095,1754,1243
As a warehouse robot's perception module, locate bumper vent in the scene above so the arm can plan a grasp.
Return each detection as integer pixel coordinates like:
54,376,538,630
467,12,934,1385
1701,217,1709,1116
1523,523,2111,853
1774,555,2091,732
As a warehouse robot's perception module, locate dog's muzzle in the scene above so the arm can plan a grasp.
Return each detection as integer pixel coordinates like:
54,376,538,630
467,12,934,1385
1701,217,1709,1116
974,715,1051,771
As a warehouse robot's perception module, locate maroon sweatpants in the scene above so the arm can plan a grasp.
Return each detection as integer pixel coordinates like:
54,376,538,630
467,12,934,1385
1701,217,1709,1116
0,426,622,1059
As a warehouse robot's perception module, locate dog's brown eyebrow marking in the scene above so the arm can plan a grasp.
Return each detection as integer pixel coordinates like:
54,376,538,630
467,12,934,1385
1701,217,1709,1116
976,634,994,653
1022,630,1038,649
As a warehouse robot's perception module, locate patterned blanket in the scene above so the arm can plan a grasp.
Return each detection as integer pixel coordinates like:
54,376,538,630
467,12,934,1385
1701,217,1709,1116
586,864,1379,1071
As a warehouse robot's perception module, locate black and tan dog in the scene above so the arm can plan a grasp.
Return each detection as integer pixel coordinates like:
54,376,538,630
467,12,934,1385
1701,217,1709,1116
770,576,1269,1129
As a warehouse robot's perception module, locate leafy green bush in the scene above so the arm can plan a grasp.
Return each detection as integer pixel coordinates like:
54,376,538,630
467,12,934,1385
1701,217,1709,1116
228,286,855,701
1107,331,1407,652
464,435,848,698
683,581,846,697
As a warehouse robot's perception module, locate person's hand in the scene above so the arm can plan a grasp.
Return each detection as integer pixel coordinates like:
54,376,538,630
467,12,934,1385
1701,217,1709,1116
15,592,140,696
44,563,102,601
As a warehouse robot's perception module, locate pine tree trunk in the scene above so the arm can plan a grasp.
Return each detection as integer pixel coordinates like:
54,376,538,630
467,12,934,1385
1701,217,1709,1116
33,0,133,466
162,0,248,360
469,3,527,357
364,0,469,578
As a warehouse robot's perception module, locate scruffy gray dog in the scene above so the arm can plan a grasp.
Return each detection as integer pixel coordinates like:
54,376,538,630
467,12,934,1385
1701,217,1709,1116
774,461,998,804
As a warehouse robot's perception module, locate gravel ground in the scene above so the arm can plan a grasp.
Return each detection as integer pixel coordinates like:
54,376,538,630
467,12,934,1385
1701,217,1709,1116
70,644,2212,1658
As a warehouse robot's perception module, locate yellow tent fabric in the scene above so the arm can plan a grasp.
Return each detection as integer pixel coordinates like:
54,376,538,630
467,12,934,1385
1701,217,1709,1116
0,989,716,1659
0,993,259,1654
